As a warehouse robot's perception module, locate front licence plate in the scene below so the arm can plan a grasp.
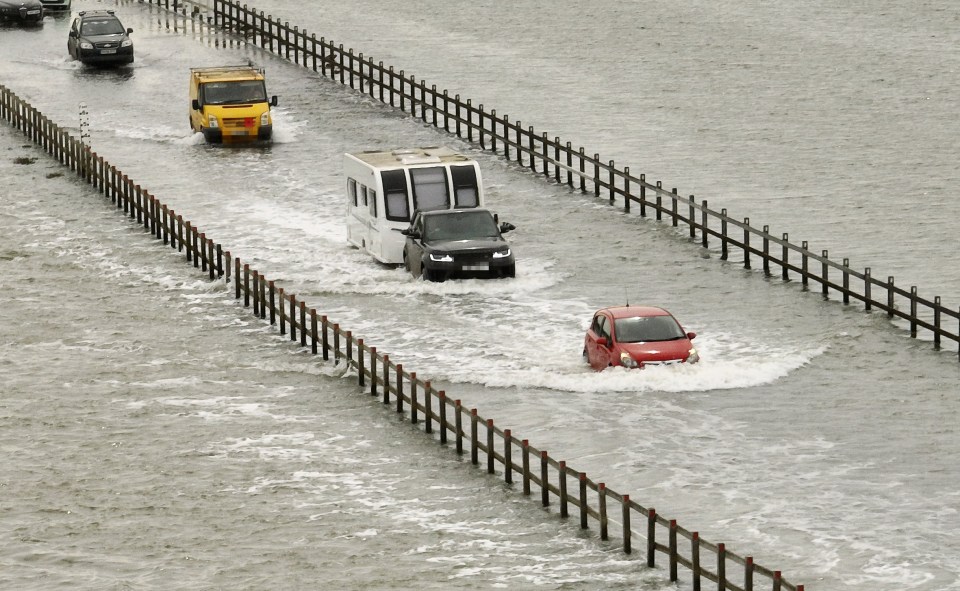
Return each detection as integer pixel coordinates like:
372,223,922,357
27,9,40,14
463,263,489,271
101,49,117,54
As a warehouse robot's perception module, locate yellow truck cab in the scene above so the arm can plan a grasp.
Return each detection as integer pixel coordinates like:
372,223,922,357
189,66,278,143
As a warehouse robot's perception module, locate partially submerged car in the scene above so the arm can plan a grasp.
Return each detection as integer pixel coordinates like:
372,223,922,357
401,208,516,281
0,0,44,24
583,305,699,370
344,147,486,265
67,10,134,65
189,66,278,144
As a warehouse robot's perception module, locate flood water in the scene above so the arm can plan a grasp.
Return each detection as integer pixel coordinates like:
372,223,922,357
1,1,959,590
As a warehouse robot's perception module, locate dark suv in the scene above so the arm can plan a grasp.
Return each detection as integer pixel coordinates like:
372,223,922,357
67,10,133,65
401,209,516,281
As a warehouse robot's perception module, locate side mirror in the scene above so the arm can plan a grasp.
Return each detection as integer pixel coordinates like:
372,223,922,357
401,228,420,239
596,337,608,347
69,30,76,37
687,332,697,340
270,95,278,107
499,222,515,233
191,99,201,111
127,28,133,34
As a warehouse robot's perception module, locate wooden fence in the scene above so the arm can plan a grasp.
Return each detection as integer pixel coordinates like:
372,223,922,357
1,81,805,591
142,0,960,361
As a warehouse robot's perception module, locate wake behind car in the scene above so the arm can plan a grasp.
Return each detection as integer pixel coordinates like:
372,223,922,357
0,0,44,24
584,305,699,370
401,209,516,281
67,10,134,65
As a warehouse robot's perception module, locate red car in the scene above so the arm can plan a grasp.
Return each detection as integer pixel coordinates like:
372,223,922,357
583,306,699,370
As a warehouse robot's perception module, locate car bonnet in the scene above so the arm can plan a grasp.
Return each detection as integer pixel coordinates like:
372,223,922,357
618,338,692,362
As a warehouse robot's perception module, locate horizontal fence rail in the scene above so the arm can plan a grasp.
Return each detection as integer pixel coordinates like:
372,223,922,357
1,82,805,591
144,0,960,362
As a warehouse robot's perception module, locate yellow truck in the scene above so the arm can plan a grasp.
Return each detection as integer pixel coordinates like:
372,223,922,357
189,66,278,143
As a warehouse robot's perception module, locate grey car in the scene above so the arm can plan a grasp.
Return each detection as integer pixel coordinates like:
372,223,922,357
401,209,516,281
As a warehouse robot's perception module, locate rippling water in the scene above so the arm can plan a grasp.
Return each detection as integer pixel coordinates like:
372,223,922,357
1,1,959,589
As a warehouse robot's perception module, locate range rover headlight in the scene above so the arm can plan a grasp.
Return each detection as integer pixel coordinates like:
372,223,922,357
79,41,93,49
619,352,640,368
121,39,133,47
492,247,511,259
207,114,219,128
429,253,454,262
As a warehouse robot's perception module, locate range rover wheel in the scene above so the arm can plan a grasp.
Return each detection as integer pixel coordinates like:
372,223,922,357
423,268,444,283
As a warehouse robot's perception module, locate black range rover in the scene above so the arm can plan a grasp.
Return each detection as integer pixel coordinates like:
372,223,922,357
401,208,516,282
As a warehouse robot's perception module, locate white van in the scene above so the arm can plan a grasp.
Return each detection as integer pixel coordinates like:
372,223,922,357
344,146,485,264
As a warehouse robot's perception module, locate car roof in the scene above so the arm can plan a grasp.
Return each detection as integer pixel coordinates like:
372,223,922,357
419,208,491,218
597,305,671,319
78,10,120,18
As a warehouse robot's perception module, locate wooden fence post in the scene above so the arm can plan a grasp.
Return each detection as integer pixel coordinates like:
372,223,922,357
504,429,512,483
622,495,631,554
369,345,377,395
470,408,478,463
720,209,728,260
522,439,531,495
822,250,830,296
438,391,447,443
487,419,495,474
599,483,608,540
578,473,587,528
395,364,404,412
540,451,549,507
356,337,364,386
843,258,850,304
669,520,678,581
692,532,701,591
335,325,343,364
743,217,751,269
762,225,770,275
455,400,463,454
717,542,726,591
801,241,809,286
559,461,568,518
647,508,656,567
381,353,390,403
321,315,329,360
279,288,286,336
300,301,307,346
910,286,918,337
424,381,432,433
409,371,418,423
268,281,275,323
887,276,895,317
